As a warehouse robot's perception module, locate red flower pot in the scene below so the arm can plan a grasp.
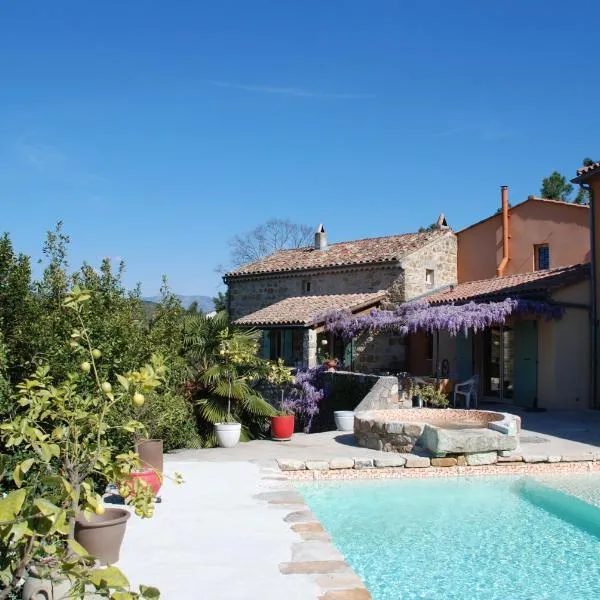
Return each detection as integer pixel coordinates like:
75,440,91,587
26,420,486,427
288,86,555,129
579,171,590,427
128,468,162,496
271,415,295,441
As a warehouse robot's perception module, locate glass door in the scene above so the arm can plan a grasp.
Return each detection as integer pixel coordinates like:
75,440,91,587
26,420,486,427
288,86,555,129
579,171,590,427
484,326,514,400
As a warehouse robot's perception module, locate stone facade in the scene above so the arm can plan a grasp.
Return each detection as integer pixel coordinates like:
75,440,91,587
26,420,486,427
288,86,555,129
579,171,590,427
228,265,403,322
228,230,457,371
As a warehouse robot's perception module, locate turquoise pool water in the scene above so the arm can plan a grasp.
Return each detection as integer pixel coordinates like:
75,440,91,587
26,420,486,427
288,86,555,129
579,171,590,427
299,476,600,600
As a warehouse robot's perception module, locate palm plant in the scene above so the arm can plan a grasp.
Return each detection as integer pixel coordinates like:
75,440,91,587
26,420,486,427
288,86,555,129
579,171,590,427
182,312,275,447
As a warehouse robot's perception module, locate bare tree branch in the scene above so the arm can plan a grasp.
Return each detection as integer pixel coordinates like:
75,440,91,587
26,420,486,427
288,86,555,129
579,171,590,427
229,219,313,267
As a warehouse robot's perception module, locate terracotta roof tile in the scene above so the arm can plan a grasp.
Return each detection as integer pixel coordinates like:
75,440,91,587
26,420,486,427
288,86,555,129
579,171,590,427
424,264,589,305
225,229,450,278
572,162,600,182
234,292,386,327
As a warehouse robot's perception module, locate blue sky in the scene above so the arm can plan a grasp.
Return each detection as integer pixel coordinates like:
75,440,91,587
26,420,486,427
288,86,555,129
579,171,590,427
1,1,598,295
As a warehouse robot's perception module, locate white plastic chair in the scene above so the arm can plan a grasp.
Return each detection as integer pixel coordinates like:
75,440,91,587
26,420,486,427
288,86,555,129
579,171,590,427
453,375,479,409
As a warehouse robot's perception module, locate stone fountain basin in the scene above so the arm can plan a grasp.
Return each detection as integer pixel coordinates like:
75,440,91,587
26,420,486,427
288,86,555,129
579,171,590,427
354,408,520,455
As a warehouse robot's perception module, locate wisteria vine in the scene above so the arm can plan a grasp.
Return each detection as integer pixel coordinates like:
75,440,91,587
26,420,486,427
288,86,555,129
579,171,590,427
283,365,329,433
320,298,565,340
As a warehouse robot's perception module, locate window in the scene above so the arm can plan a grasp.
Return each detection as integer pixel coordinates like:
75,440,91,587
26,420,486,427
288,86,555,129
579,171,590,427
425,269,435,286
302,280,312,294
534,244,550,271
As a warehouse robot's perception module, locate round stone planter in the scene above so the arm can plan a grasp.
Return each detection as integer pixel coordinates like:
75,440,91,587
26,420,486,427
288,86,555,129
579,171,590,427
74,507,130,565
22,573,71,600
214,422,242,448
334,410,355,432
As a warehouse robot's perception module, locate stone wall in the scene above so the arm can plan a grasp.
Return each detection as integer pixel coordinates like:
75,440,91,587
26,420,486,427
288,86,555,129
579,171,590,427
228,265,403,321
353,331,408,374
387,231,458,305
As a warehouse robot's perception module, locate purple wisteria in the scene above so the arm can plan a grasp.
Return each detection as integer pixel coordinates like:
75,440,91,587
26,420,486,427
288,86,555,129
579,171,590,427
285,365,328,433
321,298,564,340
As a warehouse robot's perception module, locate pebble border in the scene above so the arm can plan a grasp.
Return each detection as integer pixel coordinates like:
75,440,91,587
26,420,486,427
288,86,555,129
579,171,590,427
279,454,600,481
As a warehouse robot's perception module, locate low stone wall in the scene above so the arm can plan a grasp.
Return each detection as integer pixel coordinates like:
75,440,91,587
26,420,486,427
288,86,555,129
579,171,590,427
354,408,520,455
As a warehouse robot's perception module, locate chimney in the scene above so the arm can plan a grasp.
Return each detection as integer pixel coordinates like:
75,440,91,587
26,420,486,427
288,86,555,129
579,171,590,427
497,185,510,276
314,224,327,250
436,213,449,229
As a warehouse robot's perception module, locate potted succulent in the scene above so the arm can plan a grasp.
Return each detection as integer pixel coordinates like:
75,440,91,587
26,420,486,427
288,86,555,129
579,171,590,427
267,359,295,441
0,287,171,598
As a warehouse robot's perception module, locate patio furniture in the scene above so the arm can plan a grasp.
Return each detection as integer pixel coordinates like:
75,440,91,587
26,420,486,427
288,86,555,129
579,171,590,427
453,375,479,409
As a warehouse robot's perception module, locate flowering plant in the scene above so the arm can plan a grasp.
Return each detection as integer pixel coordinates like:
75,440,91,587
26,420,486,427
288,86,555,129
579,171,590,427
321,298,564,340
286,366,328,432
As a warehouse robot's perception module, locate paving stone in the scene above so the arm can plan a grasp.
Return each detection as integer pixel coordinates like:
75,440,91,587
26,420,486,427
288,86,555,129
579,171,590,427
353,458,374,469
291,522,330,541
456,455,467,466
315,571,365,591
292,540,343,562
319,589,371,600
280,561,349,575
278,459,306,471
329,458,355,470
402,454,431,468
547,455,562,463
431,457,457,467
465,452,497,466
373,456,406,468
306,460,330,471
254,491,304,504
497,454,523,463
284,510,317,523
522,455,548,463
498,450,512,457
561,454,594,462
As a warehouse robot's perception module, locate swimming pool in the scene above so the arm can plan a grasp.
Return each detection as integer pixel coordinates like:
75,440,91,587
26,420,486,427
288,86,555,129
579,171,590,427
299,475,600,600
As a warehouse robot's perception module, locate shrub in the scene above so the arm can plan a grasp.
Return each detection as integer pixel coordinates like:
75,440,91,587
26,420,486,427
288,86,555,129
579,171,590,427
417,383,449,408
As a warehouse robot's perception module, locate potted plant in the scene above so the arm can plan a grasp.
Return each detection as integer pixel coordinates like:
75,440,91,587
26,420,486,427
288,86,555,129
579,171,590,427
317,339,337,371
0,287,175,599
417,383,449,408
209,329,270,448
266,359,295,441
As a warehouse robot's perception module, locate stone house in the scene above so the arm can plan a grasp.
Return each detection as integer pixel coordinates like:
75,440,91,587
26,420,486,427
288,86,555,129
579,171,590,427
224,220,457,371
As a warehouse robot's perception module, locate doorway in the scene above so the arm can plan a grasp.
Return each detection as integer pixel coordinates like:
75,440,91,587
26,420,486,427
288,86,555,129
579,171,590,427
484,326,515,401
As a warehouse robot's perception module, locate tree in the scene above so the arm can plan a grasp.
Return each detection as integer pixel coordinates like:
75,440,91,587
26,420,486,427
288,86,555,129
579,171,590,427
540,157,596,204
540,171,574,201
229,219,313,267
573,157,596,205
213,291,228,313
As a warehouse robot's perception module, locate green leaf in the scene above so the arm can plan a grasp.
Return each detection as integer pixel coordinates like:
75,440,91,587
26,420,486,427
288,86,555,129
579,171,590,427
68,538,92,558
33,498,61,517
0,489,26,522
140,585,160,599
112,593,134,600
20,458,35,474
117,374,130,391
12,464,23,488
90,566,129,588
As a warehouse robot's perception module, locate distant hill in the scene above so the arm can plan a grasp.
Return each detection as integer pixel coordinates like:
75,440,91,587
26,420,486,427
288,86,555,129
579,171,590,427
143,295,215,312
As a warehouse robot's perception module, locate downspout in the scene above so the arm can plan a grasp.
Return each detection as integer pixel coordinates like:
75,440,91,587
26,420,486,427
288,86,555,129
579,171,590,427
584,183,597,408
497,185,510,277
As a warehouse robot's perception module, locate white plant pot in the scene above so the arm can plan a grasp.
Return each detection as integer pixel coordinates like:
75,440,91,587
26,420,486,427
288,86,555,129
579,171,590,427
334,411,355,432
215,422,242,448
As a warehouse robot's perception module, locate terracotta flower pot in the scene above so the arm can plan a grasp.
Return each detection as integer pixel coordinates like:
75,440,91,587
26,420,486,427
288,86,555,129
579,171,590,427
129,468,162,496
74,507,130,565
271,414,295,441
135,438,163,474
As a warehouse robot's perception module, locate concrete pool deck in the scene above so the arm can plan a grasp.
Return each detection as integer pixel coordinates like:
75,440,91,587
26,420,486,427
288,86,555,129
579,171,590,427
117,408,600,599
